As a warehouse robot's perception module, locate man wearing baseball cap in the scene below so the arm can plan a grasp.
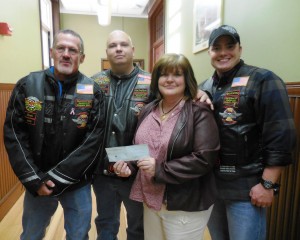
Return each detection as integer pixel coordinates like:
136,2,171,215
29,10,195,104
200,25,296,240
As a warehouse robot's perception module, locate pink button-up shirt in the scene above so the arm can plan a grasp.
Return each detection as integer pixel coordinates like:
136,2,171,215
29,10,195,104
130,100,185,211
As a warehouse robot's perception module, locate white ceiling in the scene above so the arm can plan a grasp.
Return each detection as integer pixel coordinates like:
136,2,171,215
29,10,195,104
60,0,151,18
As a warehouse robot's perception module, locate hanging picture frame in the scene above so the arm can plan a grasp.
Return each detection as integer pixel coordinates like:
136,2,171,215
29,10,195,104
193,0,223,53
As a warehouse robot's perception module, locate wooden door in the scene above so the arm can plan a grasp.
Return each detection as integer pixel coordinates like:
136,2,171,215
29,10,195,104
148,0,164,72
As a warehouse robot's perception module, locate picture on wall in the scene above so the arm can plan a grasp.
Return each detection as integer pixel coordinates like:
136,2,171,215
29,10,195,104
193,0,223,53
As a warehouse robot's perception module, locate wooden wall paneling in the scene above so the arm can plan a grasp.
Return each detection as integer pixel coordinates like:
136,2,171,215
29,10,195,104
287,92,300,240
0,83,23,221
266,83,300,240
0,84,15,196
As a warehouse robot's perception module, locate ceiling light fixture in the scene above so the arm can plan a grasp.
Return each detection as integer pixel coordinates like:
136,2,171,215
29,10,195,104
97,0,112,26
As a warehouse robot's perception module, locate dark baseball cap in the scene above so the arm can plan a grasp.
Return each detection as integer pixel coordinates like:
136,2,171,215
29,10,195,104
209,25,240,46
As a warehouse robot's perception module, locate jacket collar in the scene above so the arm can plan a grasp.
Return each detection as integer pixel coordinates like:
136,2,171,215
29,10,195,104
109,65,139,81
46,67,81,85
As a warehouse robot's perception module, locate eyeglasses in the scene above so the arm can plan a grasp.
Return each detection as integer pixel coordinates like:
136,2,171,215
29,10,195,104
54,46,82,55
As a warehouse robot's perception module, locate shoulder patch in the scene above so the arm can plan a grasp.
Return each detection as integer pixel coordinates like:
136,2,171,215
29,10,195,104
76,84,93,94
137,74,151,84
94,76,110,94
25,96,42,112
25,96,42,125
231,76,249,87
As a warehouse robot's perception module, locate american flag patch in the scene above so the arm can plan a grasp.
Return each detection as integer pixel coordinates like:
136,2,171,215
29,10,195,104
137,74,151,84
76,84,93,94
231,77,249,87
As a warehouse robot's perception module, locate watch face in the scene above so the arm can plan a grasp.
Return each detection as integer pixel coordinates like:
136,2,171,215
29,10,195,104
264,182,273,189
261,179,274,189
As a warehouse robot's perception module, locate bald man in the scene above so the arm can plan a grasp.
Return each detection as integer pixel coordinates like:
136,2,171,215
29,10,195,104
91,30,151,240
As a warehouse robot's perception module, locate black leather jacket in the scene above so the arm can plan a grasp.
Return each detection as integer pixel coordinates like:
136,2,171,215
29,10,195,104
4,69,105,196
200,60,296,200
92,66,151,176
135,99,220,211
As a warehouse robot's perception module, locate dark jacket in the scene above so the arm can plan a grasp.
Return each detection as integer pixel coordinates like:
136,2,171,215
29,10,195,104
200,60,296,200
91,66,151,176
4,69,105,196
135,99,220,211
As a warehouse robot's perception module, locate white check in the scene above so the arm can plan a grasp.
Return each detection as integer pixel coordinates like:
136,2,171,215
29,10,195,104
105,144,149,162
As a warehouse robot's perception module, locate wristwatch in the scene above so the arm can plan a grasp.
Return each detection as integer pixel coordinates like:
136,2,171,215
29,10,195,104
260,178,280,195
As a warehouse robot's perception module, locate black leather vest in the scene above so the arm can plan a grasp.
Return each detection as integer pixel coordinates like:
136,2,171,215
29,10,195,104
92,67,151,175
202,66,264,180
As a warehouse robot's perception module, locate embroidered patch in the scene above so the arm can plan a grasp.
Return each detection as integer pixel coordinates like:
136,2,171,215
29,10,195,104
76,84,93,94
132,88,149,100
223,90,240,108
231,76,249,87
70,108,75,115
94,76,110,94
72,112,89,128
130,102,146,116
25,112,37,125
25,96,42,112
75,99,93,108
24,97,42,125
137,74,151,84
219,107,242,125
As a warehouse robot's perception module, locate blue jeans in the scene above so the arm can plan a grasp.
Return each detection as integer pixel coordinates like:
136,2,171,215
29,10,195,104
208,198,266,240
21,184,92,240
93,174,144,240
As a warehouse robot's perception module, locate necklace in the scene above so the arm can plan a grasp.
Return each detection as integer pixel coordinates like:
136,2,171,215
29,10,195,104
161,97,183,120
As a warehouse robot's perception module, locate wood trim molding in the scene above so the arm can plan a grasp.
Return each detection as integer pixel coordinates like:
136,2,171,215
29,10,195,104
51,0,60,35
0,83,15,90
148,0,164,71
286,82,300,96
148,0,163,16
